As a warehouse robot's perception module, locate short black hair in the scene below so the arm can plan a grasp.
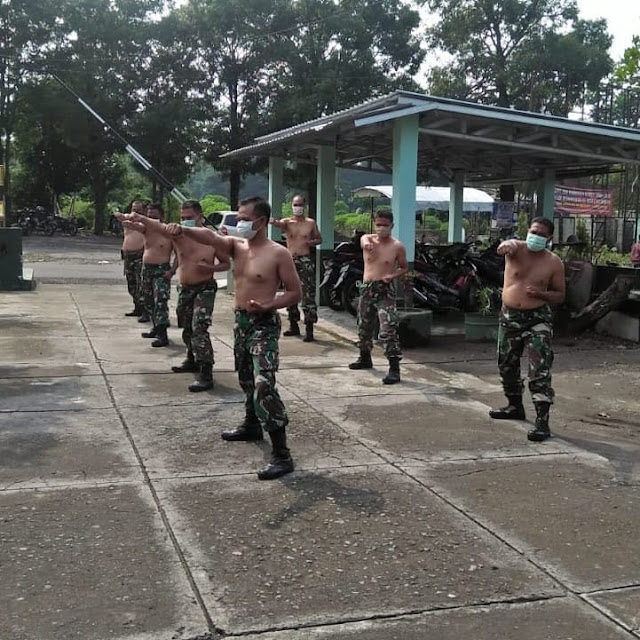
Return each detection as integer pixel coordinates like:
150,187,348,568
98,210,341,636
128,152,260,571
374,208,393,224
181,200,202,215
530,216,554,236
240,196,271,221
147,203,164,219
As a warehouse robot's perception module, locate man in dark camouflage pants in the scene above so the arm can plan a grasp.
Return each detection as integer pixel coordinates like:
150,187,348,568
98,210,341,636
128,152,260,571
489,217,565,442
234,311,289,431
140,262,172,337
349,209,408,385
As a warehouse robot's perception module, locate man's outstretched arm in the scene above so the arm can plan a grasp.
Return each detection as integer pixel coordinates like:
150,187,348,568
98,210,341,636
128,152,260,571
165,224,234,255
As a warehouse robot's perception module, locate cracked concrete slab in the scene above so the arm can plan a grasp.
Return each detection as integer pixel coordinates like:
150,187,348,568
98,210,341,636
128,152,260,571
588,587,640,633
0,408,140,489
416,457,640,592
157,467,561,634
0,484,208,640
120,399,381,479
308,393,575,463
0,337,96,366
239,597,634,639
0,375,112,412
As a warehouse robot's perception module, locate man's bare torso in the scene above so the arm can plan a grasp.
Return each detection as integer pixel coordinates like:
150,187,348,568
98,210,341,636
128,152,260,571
173,235,220,286
233,239,285,309
502,244,560,310
122,227,144,253
363,235,401,282
283,218,316,257
142,226,173,265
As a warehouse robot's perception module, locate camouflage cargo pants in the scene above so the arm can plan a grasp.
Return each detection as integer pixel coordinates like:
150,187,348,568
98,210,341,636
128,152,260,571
140,262,171,328
498,305,554,404
234,310,288,432
123,250,143,310
177,280,217,365
356,281,402,359
287,255,318,324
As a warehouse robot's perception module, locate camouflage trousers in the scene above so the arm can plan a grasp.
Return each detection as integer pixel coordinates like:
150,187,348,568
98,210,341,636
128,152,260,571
140,262,171,328
287,255,318,324
176,279,217,365
498,305,554,404
234,310,288,432
123,250,144,310
356,281,402,359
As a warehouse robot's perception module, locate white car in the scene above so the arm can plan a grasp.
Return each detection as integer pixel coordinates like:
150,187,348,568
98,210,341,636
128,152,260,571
206,211,240,237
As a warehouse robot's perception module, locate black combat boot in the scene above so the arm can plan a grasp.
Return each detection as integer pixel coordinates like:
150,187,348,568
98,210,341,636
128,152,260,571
137,313,151,323
141,326,157,339
258,428,295,480
125,307,142,317
489,394,526,420
349,349,373,370
171,351,198,373
382,357,401,385
188,363,214,392
302,322,314,342
527,402,551,442
221,415,264,441
151,326,169,347
283,321,301,337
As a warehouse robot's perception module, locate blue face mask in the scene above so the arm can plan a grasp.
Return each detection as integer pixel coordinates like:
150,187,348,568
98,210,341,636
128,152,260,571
526,232,548,252
181,219,197,228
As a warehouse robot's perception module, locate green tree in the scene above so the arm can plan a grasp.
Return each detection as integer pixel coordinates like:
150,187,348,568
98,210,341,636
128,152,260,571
426,0,613,115
0,0,64,219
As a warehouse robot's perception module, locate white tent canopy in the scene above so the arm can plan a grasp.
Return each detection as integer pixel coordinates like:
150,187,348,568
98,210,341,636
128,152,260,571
353,185,495,212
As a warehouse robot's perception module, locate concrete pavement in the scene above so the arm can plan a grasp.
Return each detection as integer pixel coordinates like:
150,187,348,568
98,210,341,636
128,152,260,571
0,283,639,640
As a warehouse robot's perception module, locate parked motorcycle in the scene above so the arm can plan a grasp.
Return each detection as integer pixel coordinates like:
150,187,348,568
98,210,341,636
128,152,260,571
17,207,56,236
53,214,78,236
320,230,365,311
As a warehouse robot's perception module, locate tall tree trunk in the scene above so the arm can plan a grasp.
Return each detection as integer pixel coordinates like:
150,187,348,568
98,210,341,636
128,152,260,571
4,132,11,223
229,169,240,211
92,175,107,235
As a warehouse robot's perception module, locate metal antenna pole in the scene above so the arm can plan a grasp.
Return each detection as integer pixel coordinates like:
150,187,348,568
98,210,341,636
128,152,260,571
50,73,187,204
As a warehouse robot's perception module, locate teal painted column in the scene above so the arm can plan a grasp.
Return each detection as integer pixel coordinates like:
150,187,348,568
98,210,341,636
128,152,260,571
448,170,465,243
316,146,336,306
391,114,419,263
537,168,556,221
268,156,284,241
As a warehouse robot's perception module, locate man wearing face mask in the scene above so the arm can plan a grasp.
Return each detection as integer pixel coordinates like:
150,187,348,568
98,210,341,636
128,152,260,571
171,200,229,391
489,217,565,442
349,209,408,384
166,197,302,480
269,194,322,342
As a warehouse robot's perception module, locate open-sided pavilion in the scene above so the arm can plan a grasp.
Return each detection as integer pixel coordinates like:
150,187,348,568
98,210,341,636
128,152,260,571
222,90,640,264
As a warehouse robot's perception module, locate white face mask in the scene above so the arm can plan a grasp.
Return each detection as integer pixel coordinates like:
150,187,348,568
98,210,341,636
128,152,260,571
375,225,391,238
292,205,305,217
236,219,258,240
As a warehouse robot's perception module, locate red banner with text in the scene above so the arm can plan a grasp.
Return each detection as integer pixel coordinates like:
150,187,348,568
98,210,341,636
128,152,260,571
554,185,614,217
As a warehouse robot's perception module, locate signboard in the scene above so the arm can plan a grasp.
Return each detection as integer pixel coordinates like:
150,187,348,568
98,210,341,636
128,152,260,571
493,201,515,228
554,185,614,217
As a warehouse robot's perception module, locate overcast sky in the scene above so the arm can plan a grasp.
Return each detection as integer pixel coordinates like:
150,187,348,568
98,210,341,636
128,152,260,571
576,0,639,59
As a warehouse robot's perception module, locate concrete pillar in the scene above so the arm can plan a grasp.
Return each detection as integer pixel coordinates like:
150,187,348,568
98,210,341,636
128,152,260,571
391,114,419,263
316,146,336,305
448,170,465,243
537,168,556,221
268,156,284,241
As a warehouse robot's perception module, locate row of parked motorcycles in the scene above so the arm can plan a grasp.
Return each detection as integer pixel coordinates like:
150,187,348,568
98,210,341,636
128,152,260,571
320,231,505,316
17,206,79,236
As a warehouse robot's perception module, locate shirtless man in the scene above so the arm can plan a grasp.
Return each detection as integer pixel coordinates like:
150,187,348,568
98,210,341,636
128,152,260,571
122,203,173,348
489,217,565,442
170,200,229,392
167,196,302,480
116,200,146,317
269,194,322,341
348,209,408,384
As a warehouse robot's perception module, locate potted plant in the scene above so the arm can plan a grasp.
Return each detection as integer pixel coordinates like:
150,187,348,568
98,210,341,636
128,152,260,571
464,285,501,341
